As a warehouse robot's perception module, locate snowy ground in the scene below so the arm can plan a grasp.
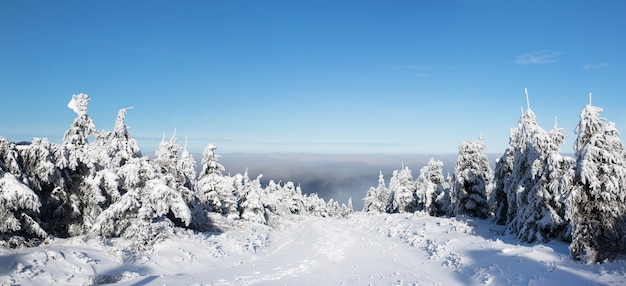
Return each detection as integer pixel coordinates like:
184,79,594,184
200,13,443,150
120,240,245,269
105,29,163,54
1,213,625,285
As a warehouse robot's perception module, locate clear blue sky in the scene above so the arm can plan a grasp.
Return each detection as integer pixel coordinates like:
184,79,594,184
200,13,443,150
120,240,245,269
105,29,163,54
1,1,625,154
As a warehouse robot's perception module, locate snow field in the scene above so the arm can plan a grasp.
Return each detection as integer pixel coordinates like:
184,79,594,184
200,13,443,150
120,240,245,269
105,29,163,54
1,212,625,285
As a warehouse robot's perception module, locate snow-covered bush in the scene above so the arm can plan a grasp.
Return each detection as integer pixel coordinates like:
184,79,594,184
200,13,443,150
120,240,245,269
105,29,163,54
568,100,626,263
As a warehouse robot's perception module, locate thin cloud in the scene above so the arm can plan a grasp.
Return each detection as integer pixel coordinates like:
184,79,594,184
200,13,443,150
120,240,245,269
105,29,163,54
583,63,608,70
515,51,563,64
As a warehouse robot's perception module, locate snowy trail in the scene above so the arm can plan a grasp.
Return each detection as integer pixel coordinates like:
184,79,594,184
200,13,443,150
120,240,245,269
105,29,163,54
136,216,456,285
2,213,626,285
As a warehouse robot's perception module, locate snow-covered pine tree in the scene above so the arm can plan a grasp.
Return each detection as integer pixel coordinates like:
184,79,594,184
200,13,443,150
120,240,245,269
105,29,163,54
450,138,493,218
153,132,195,207
0,171,48,247
236,171,267,224
107,107,142,169
0,137,22,177
196,143,237,218
363,171,389,213
90,156,192,250
340,198,354,217
386,165,417,213
415,158,450,216
568,97,626,263
46,93,117,237
282,181,306,215
496,91,575,243
515,119,573,243
0,137,48,246
491,125,519,225
304,192,329,217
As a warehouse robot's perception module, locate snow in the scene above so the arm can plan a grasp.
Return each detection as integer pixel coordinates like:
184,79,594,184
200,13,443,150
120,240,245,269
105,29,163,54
1,213,624,285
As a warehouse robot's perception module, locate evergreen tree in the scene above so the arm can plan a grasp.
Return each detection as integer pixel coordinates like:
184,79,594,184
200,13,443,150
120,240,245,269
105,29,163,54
0,172,48,247
386,166,416,213
450,138,492,218
237,171,267,224
568,97,626,263
515,120,573,242
415,158,450,216
491,126,519,225
196,143,237,218
90,157,191,250
107,107,142,169
363,171,389,213
154,133,195,206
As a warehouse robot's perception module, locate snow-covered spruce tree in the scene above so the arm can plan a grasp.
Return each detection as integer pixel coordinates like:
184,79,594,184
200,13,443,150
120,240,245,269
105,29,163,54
283,181,306,215
415,158,450,217
496,91,574,243
236,171,267,224
45,93,118,237
386,165,417,213
106,107,142,169
90,156,191,250
196,143,238,220
304,192,329,217
0,171,48,247
0,137,47,247
491,124,519,225
515,119,574,243
568,96,626,263
153,133,196,212
450,138,493,218
63,93,97,168
363,171,390,213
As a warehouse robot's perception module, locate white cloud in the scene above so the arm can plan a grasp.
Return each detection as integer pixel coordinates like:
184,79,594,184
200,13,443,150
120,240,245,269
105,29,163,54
583,63,608,70
515,51,562,64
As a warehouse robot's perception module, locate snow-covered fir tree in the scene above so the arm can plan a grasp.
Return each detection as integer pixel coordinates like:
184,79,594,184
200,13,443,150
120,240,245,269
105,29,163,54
90,156,192,250
363,172,389,213
567,97,626,263
514,119,573,243
450,138,492,218
196,143,238,219
0,137,48,246
386,165,416,213
284,181,306,215
153,133,195,206
236,171,267,224
106,107,142,169
415,158,450,217
491,125,519,225
0,171,48,247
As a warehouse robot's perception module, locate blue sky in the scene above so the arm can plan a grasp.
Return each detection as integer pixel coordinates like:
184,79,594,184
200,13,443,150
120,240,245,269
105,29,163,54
1,1,625,154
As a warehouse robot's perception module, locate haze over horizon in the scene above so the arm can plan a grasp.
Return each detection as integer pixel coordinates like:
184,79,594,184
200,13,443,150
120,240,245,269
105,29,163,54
2,1,625,154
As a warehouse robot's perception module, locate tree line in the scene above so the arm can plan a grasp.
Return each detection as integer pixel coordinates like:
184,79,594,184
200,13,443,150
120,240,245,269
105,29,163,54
363,91,626,264
0,94,352,251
